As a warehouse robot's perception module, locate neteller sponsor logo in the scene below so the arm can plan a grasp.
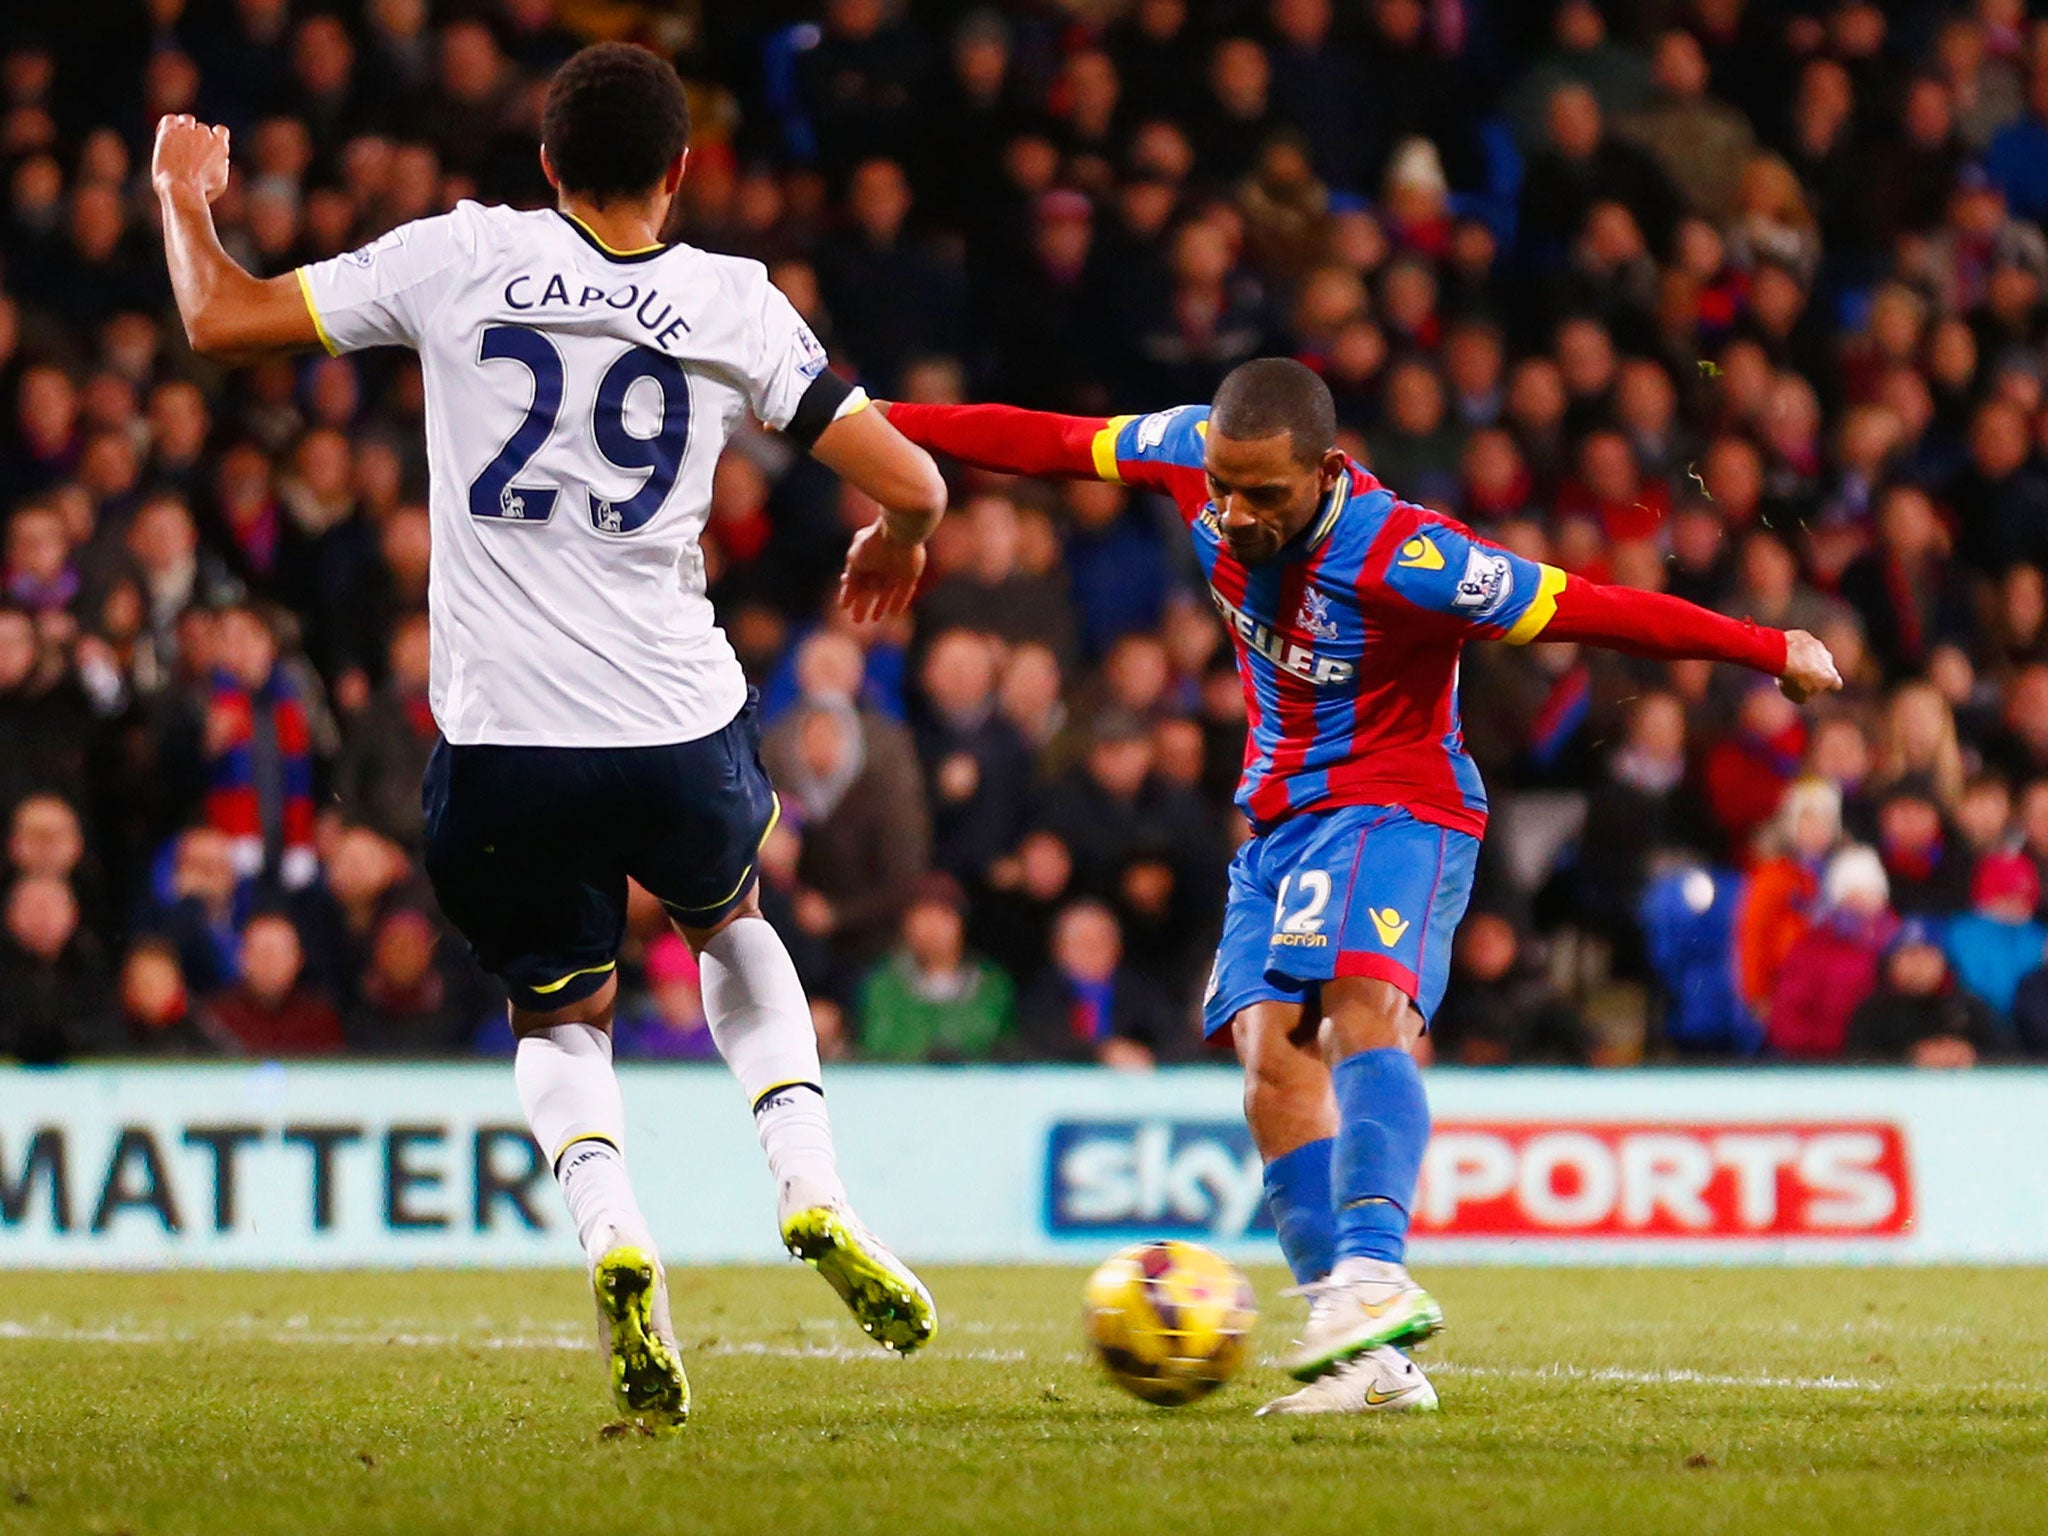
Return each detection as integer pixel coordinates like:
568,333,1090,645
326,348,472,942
1416,1122,1913,1239
1206,588,1356,685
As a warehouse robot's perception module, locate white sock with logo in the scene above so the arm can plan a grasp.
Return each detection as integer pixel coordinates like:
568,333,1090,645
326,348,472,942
698,917,847,1206
514,1022,653,1265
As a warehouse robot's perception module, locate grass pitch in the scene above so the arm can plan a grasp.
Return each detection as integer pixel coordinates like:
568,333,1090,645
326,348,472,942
0,1266,2043,1536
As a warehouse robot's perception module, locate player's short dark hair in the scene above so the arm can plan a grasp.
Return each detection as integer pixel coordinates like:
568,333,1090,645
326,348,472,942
1210,358,1338,466
541,44,691,206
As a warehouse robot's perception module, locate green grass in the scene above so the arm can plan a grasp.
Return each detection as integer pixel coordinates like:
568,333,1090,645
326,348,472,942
0,1266,2044,1536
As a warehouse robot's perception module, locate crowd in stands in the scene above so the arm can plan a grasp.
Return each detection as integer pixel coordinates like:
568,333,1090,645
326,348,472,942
4,0,2048,1070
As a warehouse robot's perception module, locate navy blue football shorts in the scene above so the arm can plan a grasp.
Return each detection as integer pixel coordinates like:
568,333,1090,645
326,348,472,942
423,690,777,1013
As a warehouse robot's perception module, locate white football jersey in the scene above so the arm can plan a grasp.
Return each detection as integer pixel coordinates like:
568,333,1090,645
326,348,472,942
298,202,831,747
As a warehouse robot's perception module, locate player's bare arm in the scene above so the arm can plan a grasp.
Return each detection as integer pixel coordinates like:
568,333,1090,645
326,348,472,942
818,404,947,623
152,115,322,362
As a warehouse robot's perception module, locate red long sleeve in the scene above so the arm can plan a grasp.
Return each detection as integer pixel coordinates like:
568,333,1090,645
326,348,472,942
1540,577,1788,674
883,402,1107,480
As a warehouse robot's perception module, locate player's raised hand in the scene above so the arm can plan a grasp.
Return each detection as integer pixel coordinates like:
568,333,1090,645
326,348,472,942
837,520,926,624
151,115,232,203
1778,628,1843,704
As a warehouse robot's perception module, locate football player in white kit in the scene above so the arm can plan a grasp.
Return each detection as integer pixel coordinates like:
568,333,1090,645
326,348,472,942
153,44,945,1433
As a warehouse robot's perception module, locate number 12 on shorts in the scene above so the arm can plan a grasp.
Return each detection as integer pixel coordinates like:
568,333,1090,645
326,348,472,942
1274,870,1331,935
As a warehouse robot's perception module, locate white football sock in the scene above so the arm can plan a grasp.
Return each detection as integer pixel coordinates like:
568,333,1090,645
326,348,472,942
698,917,847,1205
514,1022,652,1265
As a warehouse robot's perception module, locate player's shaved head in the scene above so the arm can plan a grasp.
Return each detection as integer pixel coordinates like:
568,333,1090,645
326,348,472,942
1203,358,1346,564
542,44,690,206
1210,357,1338,467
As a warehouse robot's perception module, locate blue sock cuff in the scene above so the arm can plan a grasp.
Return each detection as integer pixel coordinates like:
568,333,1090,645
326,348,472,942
1263,1137,1336,1285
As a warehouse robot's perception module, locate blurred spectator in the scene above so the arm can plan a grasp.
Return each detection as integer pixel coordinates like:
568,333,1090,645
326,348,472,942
1848,920,2001,1067
857,873,1015,1062
1520,83,1680,267
2014,959,2048,1056
115,938,223,1055
1573,691,1712,957
0,604,93,816
1949,397,2048,576
0,874,113,1062
615,933,718,1061
1615,29,1755,222
1876,782,1973,916
7,791,102,937
913,629,1032,885
1432,911,1592,1065
1984,564,2048,676
765,693,930,971
1986,663,2048,784
1035,708,1217,901
346,907,487,1054
202,911,344,1057
1767,845,1896,1060
1705,681,1810,854
1943,852,2048,1020
202,605,318,892
1873,681,1968,811
142,826,244,996
1734,777,1842,1016
1987,59,2048,222
334,612,436,850
794,0,935,177
816,158,964,397
972,828,1075,994
917,494,1079,665
1839,486,1980,682
1017,899,1181,1068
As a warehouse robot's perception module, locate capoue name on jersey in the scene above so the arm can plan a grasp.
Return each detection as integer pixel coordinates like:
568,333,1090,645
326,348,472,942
501,273,690,351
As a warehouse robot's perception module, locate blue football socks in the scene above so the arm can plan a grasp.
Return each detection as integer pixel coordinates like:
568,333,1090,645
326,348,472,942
1262,1137,1337,1284
1330,1047,1431,1264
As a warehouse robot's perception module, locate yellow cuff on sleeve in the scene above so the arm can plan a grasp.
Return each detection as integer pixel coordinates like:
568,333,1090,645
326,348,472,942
295,267,340,357
1091,415,1137,483
1503,564,1568,645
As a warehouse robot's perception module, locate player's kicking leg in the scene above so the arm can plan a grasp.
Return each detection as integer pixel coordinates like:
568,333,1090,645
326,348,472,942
513,977,690,1434
1278,973,1446,1379
1266,809,1474,1380
680,897,936,1354
1235,998,1441,1413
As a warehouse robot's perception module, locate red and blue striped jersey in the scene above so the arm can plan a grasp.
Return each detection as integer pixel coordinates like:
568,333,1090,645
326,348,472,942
1091,405,1566,837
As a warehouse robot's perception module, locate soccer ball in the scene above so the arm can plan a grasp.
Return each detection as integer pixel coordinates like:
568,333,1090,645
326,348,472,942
1083,1240,1258,1406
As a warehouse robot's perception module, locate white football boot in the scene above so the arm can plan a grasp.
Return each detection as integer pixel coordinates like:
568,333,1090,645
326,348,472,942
1282,1257,1445,1381
1257,1346,1440,1416
777,1176,937,1353
590,1232,689,1433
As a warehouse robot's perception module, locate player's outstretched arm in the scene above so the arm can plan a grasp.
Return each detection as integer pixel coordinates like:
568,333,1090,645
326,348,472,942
815,403,949,623
1535,578,1843,702
1389,517,1842,703
877,401,1112,481
153,115,322,362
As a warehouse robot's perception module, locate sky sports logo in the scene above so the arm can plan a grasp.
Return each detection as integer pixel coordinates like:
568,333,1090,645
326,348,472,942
1044,1120,1914,1242
1047,1122,1274,1240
